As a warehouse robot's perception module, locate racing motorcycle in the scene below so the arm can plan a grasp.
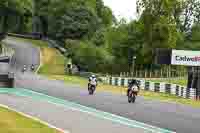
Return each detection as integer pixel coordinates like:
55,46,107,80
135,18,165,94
88,80,97,95
128,84,139,103
30,65,35,71
22,65,27,73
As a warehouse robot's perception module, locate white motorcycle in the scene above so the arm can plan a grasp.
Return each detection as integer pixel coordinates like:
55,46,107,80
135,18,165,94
22,65,27,73
128,85,139,103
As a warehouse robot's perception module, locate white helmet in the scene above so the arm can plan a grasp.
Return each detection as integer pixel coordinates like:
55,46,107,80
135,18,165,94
91,75,96,78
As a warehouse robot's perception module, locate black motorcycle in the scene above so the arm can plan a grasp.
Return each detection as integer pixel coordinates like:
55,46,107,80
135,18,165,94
128,85,139,103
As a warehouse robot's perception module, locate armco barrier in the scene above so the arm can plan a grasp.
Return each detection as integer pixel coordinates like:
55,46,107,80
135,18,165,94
7,33,42,40
101,76,196,99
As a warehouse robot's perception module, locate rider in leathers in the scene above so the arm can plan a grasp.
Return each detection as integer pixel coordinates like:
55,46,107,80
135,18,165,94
88,75,97,89
127,79,140,96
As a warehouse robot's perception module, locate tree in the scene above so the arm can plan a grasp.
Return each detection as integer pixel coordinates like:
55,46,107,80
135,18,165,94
0,0,20,33
126,21,144,64
180,0,200,32
30,0,113,40
91,28,106,47
48,5,100,40
67,40,113,72
0,0,32,33
178,24,200,50
137,0,179,64
96,0,113,27
102,19,145,72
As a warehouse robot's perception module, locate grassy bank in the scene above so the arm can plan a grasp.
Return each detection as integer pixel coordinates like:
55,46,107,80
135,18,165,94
47,75,200,107
0,106,61,133
38,48,65,75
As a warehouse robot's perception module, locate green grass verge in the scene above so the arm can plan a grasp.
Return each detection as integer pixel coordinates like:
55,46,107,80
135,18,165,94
147,79,187,86
141,91,200,107
0,106,61,133
46,75,200,107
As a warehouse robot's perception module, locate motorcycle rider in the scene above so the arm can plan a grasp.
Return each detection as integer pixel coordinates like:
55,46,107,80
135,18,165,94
127,79,140,96
22,65,27,72
31,64,34,71
88,75,97,90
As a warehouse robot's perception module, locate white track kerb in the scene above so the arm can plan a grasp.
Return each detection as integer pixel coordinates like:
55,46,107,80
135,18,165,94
0,104,69,133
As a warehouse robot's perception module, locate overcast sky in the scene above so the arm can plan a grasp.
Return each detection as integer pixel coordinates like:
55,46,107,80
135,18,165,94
103,0,137,21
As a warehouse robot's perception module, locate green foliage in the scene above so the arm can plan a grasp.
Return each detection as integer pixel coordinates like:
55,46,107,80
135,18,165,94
29,0,113,40
179,24,200,50
48,5,100,40
190,24,200,41
96,0,113,27
91,29,106,47
180,0,200,32
0,0,32,33
67,41,113,72
102,20,145,72
137,0,179,64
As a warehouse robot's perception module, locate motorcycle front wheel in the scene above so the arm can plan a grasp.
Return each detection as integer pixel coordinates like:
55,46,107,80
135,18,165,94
132,94,136,103
88,86,94,95
128,92,133,103
128,92,136,103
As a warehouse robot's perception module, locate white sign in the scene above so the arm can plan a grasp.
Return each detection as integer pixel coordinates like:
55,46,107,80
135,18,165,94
171,50,200,66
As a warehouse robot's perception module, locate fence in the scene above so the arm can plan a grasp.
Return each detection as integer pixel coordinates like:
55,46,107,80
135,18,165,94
0,44,14,57
116,70,188,79
100,76,196,100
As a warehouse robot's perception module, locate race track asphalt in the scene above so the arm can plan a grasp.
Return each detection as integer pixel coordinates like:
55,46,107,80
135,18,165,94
0,93,149,133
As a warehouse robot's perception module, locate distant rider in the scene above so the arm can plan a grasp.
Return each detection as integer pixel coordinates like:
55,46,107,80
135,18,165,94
23,65,27,72
127,79,140,96
88,75,98,89
31,64,34,71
